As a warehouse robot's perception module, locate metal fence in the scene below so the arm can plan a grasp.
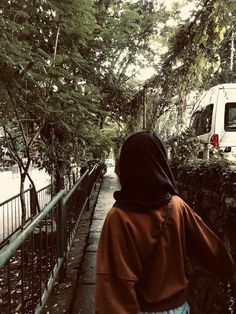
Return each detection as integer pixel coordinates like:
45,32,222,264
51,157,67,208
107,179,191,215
0,162,105,314
0,166,82,246
0,185,52,245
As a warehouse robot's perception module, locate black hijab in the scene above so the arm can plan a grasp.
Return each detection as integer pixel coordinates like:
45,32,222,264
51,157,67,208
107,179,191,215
113,131,179,211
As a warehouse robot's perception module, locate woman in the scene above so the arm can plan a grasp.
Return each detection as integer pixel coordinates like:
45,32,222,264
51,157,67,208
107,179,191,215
95,131,235,314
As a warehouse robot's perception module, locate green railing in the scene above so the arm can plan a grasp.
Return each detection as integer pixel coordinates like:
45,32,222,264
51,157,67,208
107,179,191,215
0,184,52,245
0,162,105,314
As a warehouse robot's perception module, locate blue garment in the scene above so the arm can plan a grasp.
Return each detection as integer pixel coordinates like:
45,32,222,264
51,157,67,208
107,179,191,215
141,302,190,314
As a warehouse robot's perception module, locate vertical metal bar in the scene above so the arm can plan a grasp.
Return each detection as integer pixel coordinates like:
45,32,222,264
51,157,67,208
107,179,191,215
31,231,35,310
3,204,5,241
39,222,42,305
68,198,71,242
40,190,44,208
7,261,12,314
7,202,9,237
58,197,66,282
17,196,21,226
14,198,17,231
0,206,2,243
11,200,13,235
58,201,63,259
55,205,59,265
43,189,44,209
41,190,43,209
41,189,43,209
21,244,25,313
50,210,54,275
45,215,49,288
37,191,40,211
26,191,28,221
27,190,30,220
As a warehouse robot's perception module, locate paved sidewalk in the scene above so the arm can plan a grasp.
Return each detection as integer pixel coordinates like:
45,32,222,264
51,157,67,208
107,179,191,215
71,166,119,314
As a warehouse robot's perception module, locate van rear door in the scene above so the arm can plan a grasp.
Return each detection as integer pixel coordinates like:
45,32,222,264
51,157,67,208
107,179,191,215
221,102,236,152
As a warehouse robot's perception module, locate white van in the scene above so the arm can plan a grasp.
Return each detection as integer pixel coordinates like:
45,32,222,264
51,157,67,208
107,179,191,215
189,83,236,157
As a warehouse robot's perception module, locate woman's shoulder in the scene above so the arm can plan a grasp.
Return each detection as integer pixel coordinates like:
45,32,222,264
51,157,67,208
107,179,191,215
171,195,200,222
171,195,193,214
171,195,186,207
101,207,137,238
105,206,129,224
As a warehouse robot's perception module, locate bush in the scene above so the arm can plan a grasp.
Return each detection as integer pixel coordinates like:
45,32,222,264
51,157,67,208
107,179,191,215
168,128,230,164
171,159,236,314
168,129,202,164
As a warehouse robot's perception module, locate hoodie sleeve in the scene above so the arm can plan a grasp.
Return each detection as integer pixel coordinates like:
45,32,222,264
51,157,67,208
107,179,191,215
183,201,235,280
95,208,141,314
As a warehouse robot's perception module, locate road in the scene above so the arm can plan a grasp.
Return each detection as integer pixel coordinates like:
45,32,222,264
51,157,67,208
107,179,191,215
0,165,50,204
0,166,51,242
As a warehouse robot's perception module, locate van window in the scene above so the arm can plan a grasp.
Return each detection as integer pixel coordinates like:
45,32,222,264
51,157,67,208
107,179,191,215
225,103,236,131
190,104,213,135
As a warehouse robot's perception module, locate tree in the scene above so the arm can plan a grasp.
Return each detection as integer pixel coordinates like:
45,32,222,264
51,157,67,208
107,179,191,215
125,0,236,137
82,0,170,124
1,0,167,216
0,0,104,221
3,0,234,221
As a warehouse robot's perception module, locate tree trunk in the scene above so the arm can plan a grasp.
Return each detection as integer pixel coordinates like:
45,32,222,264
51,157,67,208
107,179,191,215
26,172,40,214
20,170,27,224
54,159,65,194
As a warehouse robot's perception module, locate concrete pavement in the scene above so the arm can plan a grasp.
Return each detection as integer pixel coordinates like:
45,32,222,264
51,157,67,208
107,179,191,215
71,166,120,314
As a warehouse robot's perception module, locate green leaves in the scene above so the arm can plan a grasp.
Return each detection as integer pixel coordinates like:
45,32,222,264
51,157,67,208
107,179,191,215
4,0,232,182
129,0,236,135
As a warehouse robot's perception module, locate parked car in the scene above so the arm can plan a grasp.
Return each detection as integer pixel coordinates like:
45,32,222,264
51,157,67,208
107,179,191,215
189,83,236,159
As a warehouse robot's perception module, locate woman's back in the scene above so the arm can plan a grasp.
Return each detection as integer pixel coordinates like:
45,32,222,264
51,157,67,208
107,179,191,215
95,131,235,314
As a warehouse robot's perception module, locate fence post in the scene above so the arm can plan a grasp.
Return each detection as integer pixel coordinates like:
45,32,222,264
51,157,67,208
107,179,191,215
58,196,67,282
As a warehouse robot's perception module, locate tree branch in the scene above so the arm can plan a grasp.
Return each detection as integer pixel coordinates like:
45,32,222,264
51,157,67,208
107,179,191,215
4,82,28,148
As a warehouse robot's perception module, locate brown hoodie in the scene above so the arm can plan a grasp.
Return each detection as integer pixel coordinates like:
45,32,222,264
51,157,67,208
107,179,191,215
95,196,235,314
